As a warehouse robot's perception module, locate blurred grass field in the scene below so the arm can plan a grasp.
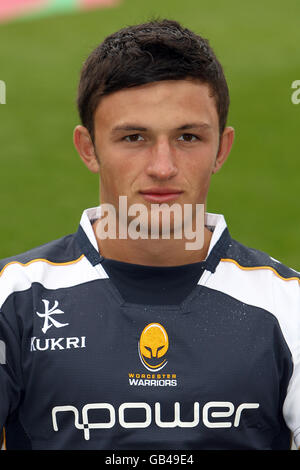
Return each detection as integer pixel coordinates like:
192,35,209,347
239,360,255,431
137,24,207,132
0,0,299,269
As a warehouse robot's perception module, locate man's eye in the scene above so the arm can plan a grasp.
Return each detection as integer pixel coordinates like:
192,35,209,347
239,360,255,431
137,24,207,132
123,134,144,142
178,134,199,142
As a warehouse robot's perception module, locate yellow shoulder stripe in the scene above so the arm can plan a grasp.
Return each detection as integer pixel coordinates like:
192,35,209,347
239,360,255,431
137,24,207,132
221,258,300,283
0,255,85,278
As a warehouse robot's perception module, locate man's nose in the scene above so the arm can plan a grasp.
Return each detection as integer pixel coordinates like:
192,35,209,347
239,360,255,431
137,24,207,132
146,139,178,180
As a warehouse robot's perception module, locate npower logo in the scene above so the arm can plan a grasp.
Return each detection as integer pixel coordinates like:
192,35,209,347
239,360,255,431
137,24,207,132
52,401,260,440
138,323,169,371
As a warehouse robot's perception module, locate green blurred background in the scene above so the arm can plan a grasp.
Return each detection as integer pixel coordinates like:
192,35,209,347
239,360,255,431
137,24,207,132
0,0,299,268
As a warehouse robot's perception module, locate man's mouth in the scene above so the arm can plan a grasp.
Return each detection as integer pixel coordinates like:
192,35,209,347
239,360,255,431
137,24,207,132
139,188,183,203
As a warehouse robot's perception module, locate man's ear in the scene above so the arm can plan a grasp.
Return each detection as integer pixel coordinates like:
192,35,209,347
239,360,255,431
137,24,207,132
212,126,235,174
73,125,100,174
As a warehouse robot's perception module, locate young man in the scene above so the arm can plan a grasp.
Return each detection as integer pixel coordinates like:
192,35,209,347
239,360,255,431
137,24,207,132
0,19,299,450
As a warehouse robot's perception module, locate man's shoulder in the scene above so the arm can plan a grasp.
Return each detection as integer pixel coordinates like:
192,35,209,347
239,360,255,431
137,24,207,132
0,232,82,274
208,236,300,347
223,237,300,282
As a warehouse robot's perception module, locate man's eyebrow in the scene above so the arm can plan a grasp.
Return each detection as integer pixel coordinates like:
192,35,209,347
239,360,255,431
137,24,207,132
111,123,212,133
177,123,212,131
111,124,148,132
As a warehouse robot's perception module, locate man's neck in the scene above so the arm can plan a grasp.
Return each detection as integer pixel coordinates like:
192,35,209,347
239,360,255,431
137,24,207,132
92,221,213,266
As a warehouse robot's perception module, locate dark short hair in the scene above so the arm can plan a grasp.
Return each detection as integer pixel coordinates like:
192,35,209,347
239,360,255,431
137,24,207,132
77,19,230,141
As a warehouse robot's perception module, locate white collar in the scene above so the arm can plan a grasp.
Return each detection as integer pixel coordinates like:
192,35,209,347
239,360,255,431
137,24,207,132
79,205,228,260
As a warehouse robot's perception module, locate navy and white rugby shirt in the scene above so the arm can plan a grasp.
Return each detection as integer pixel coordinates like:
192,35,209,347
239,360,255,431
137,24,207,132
0,206,299,450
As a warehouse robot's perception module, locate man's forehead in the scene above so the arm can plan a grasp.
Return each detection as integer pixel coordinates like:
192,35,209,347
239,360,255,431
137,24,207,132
98,79,212,104
94,79,218,130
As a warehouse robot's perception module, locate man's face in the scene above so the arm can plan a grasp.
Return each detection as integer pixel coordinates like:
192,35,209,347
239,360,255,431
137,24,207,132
75,79,234,231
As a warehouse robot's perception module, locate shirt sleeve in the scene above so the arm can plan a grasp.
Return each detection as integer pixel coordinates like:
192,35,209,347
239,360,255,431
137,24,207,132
274,275,300,448
283,338,300,447
0,305,23,436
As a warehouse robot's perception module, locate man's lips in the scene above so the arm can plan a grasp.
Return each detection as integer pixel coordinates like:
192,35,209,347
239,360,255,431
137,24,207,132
139,188,183,203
